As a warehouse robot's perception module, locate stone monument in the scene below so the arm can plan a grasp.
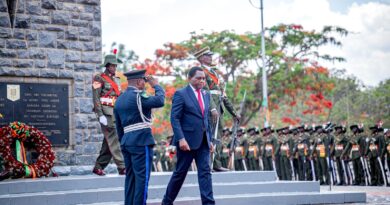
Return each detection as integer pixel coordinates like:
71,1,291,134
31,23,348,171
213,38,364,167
0,0,104,171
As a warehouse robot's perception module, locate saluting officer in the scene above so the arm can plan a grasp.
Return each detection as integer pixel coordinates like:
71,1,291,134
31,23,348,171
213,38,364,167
92,54,125,176
114,70,165,205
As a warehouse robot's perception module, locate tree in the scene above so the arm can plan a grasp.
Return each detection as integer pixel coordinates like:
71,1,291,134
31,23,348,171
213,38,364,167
154,24,348,127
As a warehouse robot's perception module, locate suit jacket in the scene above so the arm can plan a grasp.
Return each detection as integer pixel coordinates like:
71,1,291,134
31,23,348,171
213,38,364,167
171,85,213,150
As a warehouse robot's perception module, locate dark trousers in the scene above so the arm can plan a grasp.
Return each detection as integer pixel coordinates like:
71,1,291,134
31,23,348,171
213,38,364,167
352,158,364,185
280,156,292,180
162,136,215,205
335,157,346,184
297,156,308,180
121,145,153,205
263,156,273,171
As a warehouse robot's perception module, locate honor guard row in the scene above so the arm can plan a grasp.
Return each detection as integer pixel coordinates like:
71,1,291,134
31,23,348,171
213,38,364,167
150,122,390,187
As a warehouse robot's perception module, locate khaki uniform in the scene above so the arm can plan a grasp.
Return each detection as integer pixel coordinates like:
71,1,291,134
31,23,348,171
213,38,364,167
92,71,125,171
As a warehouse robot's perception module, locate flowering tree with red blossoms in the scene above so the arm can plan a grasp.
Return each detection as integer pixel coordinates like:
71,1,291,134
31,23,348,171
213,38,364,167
151,24,348,128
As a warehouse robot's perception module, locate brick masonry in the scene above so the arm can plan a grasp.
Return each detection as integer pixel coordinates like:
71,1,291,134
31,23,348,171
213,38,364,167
0,0,103,167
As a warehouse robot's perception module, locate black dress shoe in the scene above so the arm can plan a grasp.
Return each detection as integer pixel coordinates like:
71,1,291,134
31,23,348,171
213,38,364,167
213,167,229,172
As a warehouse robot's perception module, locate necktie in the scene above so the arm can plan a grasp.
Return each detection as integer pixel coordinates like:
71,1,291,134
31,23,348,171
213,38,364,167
196,89,204,117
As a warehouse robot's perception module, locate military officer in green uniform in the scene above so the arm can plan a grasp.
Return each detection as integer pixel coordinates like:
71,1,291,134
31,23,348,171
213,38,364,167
194,47,240,172
233,127,248,171
247,127,261,171
279,127,293,180
221,127,232,168
366,126,385,186
332,125,349,185
263,127,278,171
342,125,365,185
295,126,310,181
92,54,125,176
312,125,330,185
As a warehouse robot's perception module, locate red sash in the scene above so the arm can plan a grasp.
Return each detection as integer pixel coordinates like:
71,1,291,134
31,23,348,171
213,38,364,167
101,73,120,96
202,68,219,88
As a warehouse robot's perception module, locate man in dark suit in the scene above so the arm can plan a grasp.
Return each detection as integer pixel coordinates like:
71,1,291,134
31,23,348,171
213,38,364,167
114,69,165,205
162,67,217,205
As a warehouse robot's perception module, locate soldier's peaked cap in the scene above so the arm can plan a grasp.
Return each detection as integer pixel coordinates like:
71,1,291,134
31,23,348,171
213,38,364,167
350,124,359,130
315,125,323,131
124,69,147,80
369,126,378,131
193,46,213,59
261,126,271,132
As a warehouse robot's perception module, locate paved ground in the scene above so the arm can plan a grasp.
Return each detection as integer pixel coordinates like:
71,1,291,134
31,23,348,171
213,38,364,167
320,185,390,204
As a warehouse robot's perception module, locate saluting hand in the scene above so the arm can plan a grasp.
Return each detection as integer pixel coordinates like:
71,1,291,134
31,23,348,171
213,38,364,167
146,76,158,87
179,139,191,151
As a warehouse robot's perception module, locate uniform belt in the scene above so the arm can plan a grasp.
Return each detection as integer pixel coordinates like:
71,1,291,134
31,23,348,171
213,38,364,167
124,122,152,133
209,90,221,95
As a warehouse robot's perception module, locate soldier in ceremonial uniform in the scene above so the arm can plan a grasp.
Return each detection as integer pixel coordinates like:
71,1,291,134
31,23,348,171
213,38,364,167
221,127,232,168
194,47,240,172
366,126,385,186
312,125,330,185
92,54,125,176
247,127,261,171
280,127,293,180
263,127,278,171
342,125,365,185
333,125,349,185
114,69,165,205
233,127,248,171
295,126,309,181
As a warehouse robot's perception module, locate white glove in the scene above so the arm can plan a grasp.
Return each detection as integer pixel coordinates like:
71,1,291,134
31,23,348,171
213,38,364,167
99,116,108,126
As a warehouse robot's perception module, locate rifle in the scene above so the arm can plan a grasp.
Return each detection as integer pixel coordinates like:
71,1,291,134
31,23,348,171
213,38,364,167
228,90,246,170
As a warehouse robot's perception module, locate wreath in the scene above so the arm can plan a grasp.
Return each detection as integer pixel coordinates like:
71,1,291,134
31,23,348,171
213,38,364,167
0,122,55,178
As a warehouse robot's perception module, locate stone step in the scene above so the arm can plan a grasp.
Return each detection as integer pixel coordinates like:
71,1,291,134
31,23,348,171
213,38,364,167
81,192,366,205
148,191,366,205
0,181,320,205
0,171,276,195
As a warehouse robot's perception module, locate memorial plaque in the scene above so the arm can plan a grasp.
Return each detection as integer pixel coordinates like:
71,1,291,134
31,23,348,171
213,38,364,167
0,83,69,146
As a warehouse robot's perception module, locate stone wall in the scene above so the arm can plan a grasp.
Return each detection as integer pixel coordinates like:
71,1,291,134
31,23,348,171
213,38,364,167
0,0,104,166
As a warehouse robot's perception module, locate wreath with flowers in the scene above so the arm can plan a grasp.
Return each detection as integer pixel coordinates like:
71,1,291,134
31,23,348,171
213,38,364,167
0,122,55,178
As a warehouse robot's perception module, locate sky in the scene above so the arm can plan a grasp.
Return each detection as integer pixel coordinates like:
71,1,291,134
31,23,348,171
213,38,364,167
101,0,390,86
